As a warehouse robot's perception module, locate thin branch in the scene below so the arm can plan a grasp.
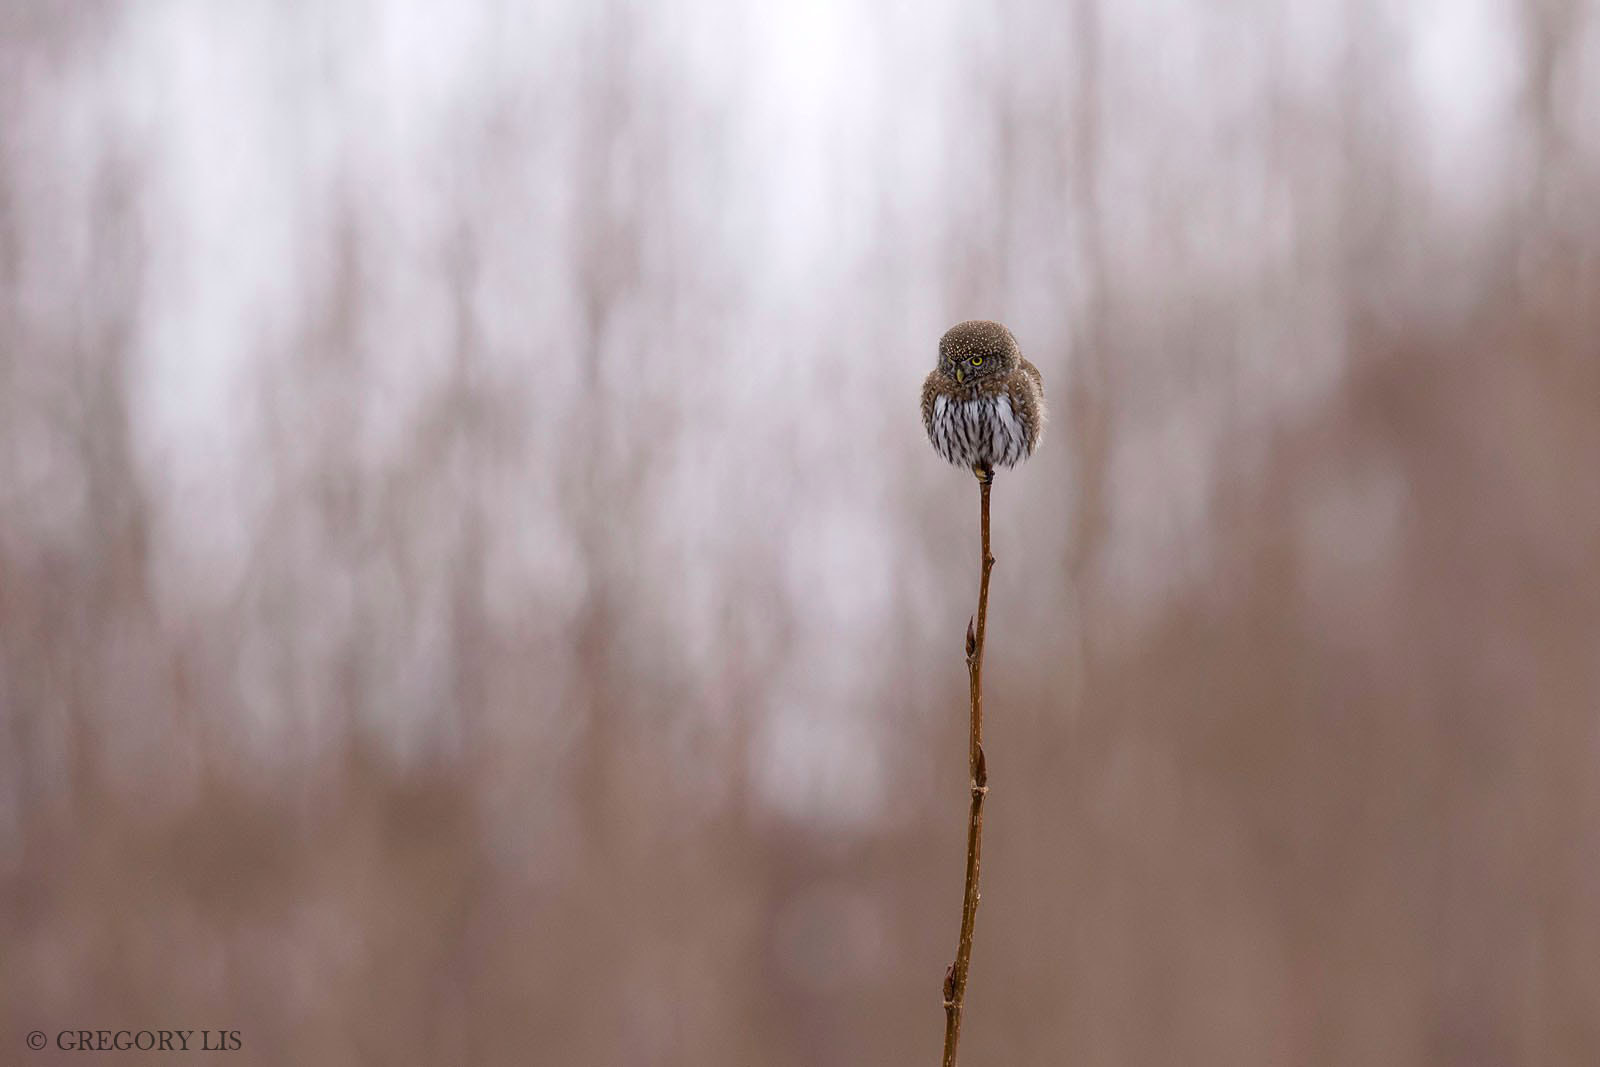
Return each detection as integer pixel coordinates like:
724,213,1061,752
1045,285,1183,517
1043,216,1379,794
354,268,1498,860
942,464,995,1066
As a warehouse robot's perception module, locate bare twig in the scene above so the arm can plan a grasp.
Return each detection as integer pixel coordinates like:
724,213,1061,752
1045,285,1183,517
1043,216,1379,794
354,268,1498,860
941,464,995,1066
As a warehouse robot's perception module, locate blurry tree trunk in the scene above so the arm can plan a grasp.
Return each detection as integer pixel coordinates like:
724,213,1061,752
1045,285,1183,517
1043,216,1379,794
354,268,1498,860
68,150,151,810
1518,0,1579,174
567,0,643,871
1066,0,1111,597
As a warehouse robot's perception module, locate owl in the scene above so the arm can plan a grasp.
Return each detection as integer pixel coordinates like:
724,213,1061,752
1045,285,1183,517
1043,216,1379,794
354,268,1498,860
921,320,1045,475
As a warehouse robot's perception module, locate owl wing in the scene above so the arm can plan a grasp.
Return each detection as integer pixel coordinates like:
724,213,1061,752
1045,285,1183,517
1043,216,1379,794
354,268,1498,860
1019,356,1043,395
920,371,941,436
1007,360,1046,450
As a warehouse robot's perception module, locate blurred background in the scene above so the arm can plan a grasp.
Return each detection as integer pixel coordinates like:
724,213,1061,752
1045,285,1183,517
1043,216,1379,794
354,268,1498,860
2,1,1598,1063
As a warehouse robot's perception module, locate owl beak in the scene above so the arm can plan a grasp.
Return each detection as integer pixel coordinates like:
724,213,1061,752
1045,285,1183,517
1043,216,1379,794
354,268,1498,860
955,366,965,384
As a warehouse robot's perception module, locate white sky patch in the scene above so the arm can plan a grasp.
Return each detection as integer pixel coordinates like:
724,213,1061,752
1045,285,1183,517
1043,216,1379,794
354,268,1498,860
126,4,299,438
1405,0,1523,219
745,0,885,291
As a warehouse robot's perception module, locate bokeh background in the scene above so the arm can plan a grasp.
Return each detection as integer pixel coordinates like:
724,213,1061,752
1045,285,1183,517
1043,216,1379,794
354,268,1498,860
3,1,1599,1064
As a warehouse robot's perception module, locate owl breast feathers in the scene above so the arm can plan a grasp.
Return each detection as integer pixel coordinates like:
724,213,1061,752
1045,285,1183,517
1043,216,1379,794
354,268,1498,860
921,320,1045,472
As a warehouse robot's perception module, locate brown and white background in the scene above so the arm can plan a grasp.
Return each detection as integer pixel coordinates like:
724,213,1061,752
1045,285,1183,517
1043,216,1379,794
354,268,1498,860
2,1,1598,1063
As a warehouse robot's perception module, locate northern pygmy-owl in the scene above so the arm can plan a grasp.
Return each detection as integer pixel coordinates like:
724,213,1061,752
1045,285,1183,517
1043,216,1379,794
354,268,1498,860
921,320,1045,475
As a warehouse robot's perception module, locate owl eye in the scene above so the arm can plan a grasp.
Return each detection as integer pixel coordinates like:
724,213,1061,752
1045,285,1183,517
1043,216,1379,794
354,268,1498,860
970,357,983,366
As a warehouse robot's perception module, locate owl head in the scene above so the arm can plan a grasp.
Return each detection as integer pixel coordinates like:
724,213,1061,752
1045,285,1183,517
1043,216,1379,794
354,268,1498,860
937,320,1020,385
